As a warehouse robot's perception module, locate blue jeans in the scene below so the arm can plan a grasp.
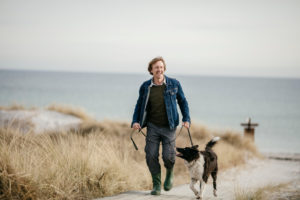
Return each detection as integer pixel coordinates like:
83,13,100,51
144,122,177,175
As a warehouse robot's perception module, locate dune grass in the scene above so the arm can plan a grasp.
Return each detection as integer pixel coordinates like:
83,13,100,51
234,183,291,200
46,104,94,121
0,127,151,200
0,105,261,199
0,103,36,111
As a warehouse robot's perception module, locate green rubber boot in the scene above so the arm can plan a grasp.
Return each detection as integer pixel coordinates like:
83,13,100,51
163,167,174,191
150,172,161,195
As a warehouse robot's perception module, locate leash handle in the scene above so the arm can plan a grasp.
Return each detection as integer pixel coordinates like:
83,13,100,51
130,128,147,151
186,127,194,147
130,129,139,150
139,129,146,137
130,137,138,150
177,125,194,147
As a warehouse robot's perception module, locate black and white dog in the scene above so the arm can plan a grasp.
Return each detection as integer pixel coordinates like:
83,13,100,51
176,137,220,199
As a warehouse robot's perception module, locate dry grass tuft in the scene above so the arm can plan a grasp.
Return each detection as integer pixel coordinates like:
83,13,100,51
234,183,289,200
215,131,262,168
46,103,93,121
0,132,37,200
75,120,131,136
0,103,37,111
1,117,35,134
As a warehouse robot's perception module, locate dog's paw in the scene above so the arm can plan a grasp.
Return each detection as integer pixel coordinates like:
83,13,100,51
196,196,201,199
213,189,217,197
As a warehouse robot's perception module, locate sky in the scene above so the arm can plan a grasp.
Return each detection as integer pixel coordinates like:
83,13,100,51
0,0,300,78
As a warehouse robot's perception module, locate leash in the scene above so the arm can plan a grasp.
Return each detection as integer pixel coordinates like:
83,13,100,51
130,129,146,150
130,125,194,151
175,125,194,146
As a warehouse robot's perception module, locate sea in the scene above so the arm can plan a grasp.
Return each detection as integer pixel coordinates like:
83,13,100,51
0,69,299,154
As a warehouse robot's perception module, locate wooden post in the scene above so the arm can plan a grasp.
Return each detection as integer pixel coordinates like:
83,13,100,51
240,118,258,141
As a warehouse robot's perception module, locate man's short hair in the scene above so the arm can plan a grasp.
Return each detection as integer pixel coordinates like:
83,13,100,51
148,56,166,75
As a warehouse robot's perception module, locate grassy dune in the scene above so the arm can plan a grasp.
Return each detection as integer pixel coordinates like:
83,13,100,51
0,105,261,200
234,183,298,200
46,104,94,121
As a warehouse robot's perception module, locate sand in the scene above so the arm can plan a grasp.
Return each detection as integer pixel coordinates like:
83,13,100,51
0,109,81,133
96,157,300,200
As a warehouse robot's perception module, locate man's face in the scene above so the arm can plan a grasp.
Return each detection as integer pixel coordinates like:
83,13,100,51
151,61,165,79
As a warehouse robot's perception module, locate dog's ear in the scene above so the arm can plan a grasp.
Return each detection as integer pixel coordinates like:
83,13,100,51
192,145,199,149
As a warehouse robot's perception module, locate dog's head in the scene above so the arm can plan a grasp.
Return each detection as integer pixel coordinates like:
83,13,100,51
176,145,199,162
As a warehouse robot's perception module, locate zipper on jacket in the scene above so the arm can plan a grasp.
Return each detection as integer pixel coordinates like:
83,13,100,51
141,84,151,127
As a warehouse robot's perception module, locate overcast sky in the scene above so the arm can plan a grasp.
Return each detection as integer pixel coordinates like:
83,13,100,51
0,0,299,78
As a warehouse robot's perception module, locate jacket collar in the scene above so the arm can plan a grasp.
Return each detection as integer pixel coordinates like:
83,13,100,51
148,75,172,87
150,75,167,87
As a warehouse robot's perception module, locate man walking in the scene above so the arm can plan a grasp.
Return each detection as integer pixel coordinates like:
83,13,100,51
131,56,191,195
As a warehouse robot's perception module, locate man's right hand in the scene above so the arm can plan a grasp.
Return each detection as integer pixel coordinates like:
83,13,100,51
132,123,141,130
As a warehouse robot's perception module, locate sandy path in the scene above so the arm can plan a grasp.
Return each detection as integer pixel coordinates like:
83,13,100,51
96,158,300,200
0,109,81,133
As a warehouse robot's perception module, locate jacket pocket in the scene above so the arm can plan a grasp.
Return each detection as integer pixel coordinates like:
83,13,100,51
167,87,178,96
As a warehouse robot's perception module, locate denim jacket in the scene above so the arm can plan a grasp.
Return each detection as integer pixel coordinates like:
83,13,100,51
131,75,191,130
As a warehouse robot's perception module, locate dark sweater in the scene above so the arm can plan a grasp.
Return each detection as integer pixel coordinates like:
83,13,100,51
146,84,169,127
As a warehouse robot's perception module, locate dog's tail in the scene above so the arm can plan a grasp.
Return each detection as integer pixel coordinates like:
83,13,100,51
205,137,220,150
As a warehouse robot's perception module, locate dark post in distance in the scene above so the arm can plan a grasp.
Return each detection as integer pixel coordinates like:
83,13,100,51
241,118,258,141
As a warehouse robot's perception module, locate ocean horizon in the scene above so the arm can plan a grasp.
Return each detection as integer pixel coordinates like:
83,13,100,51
1,69,299,154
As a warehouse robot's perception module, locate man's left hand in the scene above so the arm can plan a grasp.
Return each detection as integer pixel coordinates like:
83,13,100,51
182,121,190,129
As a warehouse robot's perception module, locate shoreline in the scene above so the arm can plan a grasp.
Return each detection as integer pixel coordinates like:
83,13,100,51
263,152,300,162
